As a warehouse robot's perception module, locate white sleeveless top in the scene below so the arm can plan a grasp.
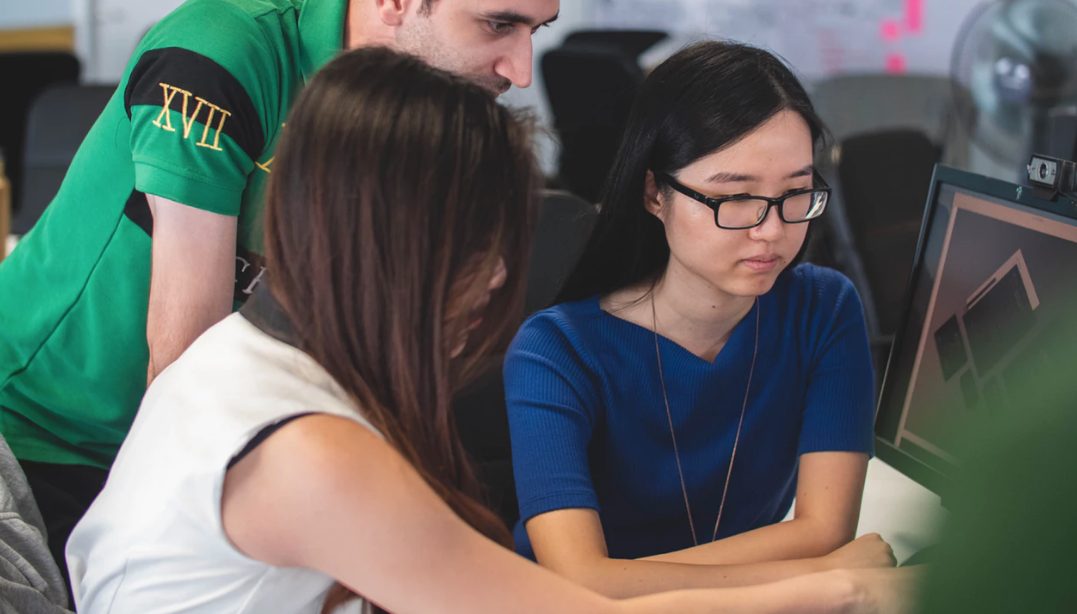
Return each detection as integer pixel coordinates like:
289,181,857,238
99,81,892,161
67,309,378,613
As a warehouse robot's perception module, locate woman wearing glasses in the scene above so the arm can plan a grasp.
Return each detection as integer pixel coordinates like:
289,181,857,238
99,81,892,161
505,40,893,596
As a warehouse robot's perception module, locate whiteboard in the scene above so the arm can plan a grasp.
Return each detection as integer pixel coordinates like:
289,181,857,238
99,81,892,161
591,0,987,80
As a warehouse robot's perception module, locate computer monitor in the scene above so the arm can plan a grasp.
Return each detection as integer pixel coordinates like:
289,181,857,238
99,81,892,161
874,165,1077,495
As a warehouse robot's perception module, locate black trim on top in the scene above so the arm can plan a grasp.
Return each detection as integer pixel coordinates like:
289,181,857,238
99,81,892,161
124,47,265,160
240,283,300,349
227,412,315,469
231,287,319,469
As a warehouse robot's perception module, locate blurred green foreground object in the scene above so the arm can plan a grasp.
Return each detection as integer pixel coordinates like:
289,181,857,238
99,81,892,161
919,318,1077,614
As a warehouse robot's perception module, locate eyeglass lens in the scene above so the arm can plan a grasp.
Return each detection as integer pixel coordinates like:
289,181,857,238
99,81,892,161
717,191,828,228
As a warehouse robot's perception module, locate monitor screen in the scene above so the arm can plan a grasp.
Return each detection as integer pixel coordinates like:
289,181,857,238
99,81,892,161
874,166,1077,494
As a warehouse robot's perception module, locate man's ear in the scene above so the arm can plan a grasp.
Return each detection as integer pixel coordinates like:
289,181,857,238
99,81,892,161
644,170,665,220
374,0,410,26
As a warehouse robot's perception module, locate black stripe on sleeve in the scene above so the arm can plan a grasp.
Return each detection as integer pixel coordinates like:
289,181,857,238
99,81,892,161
124,47,265,160
123,189,154,236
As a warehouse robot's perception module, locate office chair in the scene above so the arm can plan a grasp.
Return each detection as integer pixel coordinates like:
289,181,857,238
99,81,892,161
542,46,640,203
0,52,81,217
454,190,597,527
819,129,941,381
15,84,115,235
809,72,970,170
541,30,666,203
810,74,954,141
524,191,600,313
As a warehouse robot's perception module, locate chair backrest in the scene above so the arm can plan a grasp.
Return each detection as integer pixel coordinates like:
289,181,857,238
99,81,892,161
831,129,942,339
14,84,115,235
0,52,81,215
525,190,598,313
810,73,956,142
541,45,642,203
454,190,597,527
812,73,973,168
541,30,665,204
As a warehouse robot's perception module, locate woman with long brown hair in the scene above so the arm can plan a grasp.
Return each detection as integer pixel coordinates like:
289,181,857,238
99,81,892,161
65,47,912,613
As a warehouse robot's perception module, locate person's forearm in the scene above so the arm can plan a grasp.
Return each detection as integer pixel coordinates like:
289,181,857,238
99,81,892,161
644,566,921,614
565,552,828,599
641,517,849,567
144,193,238,385
146,297,231,383
617,570,863,614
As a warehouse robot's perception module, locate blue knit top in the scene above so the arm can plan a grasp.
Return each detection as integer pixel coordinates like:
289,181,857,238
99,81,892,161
505,264,875,559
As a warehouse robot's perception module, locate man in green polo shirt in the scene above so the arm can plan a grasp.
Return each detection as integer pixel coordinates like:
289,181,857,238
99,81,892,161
0,0,559,580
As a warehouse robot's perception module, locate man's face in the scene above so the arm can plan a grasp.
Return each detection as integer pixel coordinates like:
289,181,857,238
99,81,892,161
396,0,560,94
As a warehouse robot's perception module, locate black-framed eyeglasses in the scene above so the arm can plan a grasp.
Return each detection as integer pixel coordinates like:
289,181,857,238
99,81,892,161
656,172,831,230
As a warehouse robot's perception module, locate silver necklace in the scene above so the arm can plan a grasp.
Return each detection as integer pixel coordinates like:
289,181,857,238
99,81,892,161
651,294,760,546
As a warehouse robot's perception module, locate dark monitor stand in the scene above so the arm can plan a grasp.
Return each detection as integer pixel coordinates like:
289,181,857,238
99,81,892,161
873,165,1077,564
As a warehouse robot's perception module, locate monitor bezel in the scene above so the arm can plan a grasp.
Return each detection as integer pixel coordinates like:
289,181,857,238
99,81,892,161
873,164,1077,496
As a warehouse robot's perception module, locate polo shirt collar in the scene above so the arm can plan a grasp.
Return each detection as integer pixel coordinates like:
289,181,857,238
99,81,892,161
297,0,349,82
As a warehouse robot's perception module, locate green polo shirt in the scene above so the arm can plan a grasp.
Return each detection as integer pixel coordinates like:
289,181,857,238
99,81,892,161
0,0,346,468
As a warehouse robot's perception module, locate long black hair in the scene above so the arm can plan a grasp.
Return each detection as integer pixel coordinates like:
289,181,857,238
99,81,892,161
557,40,828,303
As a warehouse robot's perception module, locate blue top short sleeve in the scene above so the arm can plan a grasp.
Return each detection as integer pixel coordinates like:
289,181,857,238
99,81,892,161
504,264,875,559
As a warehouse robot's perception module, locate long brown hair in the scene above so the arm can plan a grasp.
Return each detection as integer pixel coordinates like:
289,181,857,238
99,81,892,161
263,47,539,609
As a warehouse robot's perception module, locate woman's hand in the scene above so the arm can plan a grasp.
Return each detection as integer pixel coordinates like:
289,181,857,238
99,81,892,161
820,533,898,571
